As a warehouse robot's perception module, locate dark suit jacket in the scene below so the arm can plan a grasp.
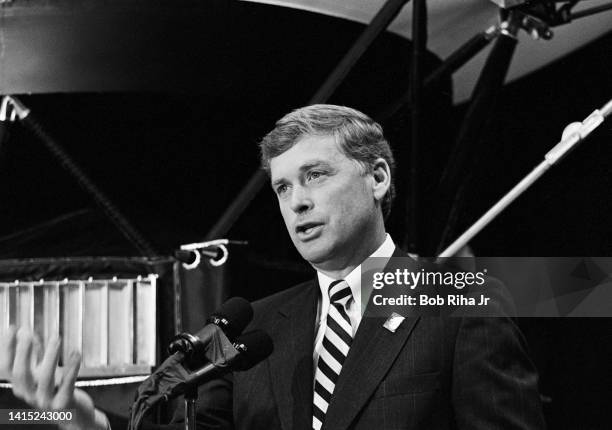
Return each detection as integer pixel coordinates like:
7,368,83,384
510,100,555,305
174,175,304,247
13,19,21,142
173,249,545,430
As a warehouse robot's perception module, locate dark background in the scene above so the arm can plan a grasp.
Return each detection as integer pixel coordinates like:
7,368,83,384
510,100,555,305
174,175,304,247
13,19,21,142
0,4,610,263
0,2,610,428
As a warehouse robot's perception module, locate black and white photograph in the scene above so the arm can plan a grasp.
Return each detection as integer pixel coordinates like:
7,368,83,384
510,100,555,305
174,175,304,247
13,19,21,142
0,0,611,429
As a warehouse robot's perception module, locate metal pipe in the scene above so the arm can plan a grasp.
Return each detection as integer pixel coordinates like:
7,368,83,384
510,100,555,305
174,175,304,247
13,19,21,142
439,98,612,257
311,0,413,103
570,2,612,20
431,13,520,255
206,0,412,240
6,96,158,258
404,0,427,253
378,25,499,121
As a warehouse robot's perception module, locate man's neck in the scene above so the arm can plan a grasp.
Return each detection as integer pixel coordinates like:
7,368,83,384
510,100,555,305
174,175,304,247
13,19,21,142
313,229,388,279
315,263,359,281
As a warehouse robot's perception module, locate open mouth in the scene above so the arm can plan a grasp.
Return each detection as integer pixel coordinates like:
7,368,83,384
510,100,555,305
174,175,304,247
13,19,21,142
295,222,323,238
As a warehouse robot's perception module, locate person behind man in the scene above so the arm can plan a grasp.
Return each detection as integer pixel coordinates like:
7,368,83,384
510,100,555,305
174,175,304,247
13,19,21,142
0,104,544,429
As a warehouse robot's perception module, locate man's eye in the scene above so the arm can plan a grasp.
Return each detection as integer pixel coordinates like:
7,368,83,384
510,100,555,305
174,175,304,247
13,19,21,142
308,171,324,181
276,184,288,195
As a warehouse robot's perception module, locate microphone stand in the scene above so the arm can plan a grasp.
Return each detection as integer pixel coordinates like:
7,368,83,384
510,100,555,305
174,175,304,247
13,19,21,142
184,386,198,430
181,366,211,430
177,342,242,430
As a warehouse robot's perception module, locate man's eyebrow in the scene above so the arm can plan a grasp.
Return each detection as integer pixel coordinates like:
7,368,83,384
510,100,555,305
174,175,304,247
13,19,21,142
299,160,333,172
271,160,334,188
271,177,285,188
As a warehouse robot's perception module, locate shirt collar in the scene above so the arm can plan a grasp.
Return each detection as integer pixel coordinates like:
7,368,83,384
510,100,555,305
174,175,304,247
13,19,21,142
317,233,395,307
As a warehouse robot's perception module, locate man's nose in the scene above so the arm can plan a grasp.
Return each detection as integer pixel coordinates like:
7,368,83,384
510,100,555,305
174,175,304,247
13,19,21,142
289,185,313,213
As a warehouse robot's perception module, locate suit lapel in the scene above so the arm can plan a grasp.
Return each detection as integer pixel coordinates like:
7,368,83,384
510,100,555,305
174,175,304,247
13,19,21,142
267,281,318,430
321,315,420,430
322,248,421,430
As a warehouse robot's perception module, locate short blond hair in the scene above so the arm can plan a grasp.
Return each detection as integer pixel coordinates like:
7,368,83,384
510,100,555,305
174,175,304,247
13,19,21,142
259,104,395,218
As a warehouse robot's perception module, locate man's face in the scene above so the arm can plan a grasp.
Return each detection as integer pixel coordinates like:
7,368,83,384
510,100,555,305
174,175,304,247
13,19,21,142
269,134,382,270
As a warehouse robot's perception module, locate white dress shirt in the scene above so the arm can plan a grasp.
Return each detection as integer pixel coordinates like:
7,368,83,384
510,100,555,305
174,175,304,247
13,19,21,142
313,233,396,364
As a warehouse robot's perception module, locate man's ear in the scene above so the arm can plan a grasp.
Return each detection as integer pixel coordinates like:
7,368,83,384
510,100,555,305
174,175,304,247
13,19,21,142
371,158,391,202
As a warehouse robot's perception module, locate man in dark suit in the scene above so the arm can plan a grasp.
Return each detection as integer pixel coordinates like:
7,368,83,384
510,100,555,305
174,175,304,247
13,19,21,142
190,104,545,429
1,104,544,430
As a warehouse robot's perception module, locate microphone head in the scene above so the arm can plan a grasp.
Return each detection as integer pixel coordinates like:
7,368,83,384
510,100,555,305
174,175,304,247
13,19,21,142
208,297,253,340
232,330,274,371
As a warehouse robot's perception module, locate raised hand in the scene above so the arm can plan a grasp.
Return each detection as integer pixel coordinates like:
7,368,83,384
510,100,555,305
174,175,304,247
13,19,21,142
0,326,110,430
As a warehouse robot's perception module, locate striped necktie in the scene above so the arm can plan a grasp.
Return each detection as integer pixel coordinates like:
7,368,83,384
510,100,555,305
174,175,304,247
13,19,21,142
313,280,353,430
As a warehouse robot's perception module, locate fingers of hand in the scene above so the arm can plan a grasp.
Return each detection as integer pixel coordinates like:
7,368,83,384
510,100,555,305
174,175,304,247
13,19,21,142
53,351,81,409
69,388,96,426
36,336,61,409
31,333,43,375
11,328,37,403
0,325,17,377
8,330,81,413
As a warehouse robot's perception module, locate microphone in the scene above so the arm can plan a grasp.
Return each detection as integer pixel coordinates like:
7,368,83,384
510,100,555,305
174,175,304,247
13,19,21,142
204,296,253,340
129,298,256,429
174,330,273,395
168,297,253,369
229,330,275,371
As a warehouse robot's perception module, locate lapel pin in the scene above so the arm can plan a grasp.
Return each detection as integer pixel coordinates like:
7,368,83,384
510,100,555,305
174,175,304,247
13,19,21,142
383,312,405,333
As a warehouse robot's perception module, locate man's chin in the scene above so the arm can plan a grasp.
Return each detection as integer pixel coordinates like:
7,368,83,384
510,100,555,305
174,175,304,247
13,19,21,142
295,243,333,267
